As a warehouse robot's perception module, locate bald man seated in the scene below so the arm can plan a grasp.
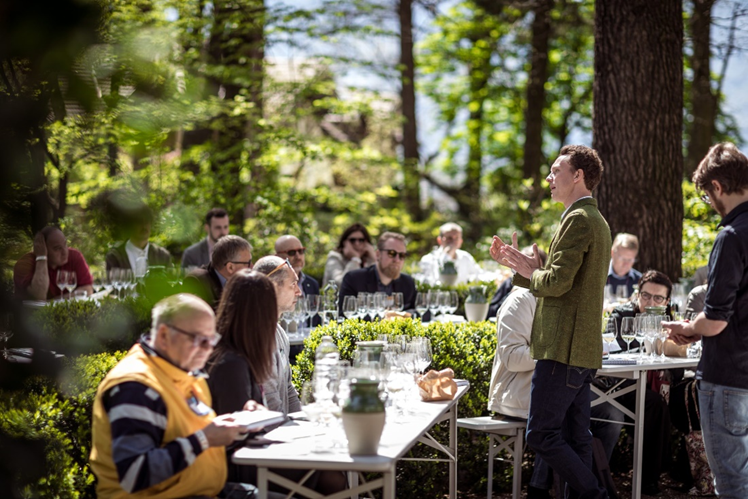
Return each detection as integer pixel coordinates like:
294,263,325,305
274,234,319,297
13,226,94,300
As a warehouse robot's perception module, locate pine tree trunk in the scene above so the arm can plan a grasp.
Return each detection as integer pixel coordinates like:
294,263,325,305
594,0,684,280
399,0,423,221
685,0,717,179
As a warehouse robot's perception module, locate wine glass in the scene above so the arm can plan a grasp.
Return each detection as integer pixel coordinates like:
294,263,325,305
415,292,428,320
356,294,368,320
66,271,78,299
305,294,320,326
427,290,440,319
603,317,618,355
92,271,104,293
634,314,647,362
294,298,308,331
409,337,432,373
620,317,636,354
366,293,377,321
615,285,629,303
121,269,133,298
342,295,358,320
438,291,451,317
657,315,669,362
392,292,404,312
448,291,459,315
374,292,387,319
56,270,70,300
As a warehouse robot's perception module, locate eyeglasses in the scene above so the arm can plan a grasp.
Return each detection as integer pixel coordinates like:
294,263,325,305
614,255,637,264
167,324,221,349
639,291,668,304
381,249,407,260
347,237,366,244
229,259,252,267
700,192,711,204
281,248,305,257
267,259,293,277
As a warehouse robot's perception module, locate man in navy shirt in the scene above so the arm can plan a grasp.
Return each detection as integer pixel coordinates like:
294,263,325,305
666,142,748,498
606,233,641,299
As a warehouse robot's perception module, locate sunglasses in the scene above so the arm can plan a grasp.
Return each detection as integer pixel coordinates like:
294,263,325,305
167,323,221,349
281,248,306,257
347,237,366,244
267,259,293,277
381,249,407,260
639,291,668,304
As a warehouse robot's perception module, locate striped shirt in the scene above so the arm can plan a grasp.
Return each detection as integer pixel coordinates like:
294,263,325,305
102,381,206,493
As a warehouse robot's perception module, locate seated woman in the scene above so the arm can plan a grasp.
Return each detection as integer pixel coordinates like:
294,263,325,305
207,270,345,494
322,223,376,287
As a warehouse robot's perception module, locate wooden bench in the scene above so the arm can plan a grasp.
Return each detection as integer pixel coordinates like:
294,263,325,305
457,416,527,499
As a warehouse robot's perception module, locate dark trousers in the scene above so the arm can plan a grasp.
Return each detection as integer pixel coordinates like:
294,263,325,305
526,360,608,499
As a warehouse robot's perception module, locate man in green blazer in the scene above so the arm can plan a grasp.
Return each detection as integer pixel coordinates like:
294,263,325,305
491,145,611,499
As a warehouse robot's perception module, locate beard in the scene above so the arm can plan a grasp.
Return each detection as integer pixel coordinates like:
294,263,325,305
712,196,727,217
379,262,402,280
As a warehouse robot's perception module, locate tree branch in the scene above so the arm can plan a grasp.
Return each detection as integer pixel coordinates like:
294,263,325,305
715,2,741,98
421,171,462,197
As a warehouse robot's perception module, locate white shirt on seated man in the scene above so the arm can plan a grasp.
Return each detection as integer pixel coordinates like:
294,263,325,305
420,222,481,284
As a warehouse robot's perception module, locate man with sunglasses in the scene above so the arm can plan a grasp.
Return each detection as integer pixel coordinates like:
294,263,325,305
274,235,319,298
184,235,252,310
91,293,273,499
339,231,416,318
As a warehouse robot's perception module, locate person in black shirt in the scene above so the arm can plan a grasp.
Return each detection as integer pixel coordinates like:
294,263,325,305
666,142,748,498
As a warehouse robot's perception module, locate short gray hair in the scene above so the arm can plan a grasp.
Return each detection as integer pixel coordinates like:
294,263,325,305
439,222,463,236
150,293,213,337
212,235,252,268
253,255,289,285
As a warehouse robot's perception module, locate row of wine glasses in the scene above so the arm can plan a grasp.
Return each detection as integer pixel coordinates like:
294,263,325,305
414,290,458,320
55,270,77,300
341,292,405,321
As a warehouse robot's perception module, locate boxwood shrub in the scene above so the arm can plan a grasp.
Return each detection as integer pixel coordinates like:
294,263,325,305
293,318,511,497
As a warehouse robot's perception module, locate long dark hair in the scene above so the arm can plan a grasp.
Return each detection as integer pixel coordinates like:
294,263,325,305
209,270,277,384
336,223,371,251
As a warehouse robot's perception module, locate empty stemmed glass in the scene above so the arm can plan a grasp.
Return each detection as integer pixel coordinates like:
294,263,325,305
427,290,440,319
415,292,428,320
305,294,320,326
342,295,358,320
92,271,104,294
56,270,70,300
447,291,459,315
408,337,433,374
109,269,123,299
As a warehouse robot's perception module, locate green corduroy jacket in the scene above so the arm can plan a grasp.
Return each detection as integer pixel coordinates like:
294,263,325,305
513,197,612,369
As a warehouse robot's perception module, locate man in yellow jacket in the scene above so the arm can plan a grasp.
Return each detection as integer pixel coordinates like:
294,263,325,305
90,293,270,499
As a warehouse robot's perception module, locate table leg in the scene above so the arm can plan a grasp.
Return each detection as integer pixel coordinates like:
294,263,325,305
257,467,269,499
449,402,458,499
631,373,646,499
383,470,396,499
348,471,359,499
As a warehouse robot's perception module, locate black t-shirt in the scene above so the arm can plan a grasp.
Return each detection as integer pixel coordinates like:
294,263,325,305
699,201,748,389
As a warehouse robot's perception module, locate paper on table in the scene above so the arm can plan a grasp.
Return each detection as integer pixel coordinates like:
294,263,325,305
231,410,286,431
263,421,326,443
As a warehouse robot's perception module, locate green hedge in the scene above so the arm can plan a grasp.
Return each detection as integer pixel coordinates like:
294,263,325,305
293,318,507,497
24,297,151,355
3,316,509,497
1,351,126,498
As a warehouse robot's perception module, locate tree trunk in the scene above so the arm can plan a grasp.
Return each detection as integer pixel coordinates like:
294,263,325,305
685,0,717,178
454,32,492,245
206,0,266,227
594,0,684,280
399,0,423,221
523,0,552,207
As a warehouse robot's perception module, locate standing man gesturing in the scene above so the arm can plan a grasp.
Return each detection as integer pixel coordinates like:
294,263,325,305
491,145,611,499
666,143,748,498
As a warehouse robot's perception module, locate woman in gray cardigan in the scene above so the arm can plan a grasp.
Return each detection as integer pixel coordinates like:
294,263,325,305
322,223,376,286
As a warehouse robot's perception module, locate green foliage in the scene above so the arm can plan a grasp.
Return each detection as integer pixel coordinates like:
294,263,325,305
26,297,151,355
681,180,721,277
293,318,502,495
0,351,126,498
